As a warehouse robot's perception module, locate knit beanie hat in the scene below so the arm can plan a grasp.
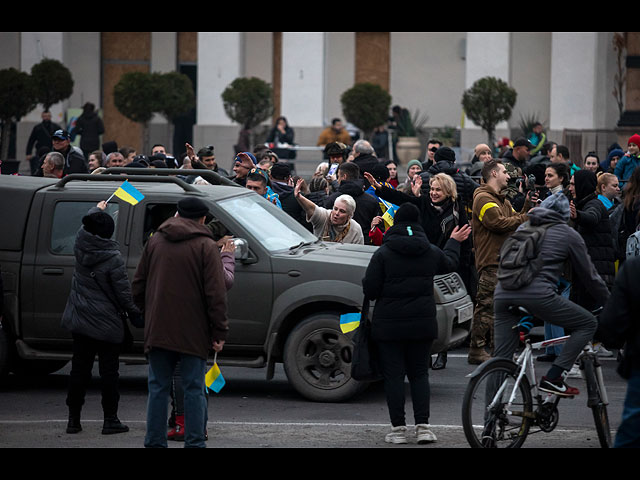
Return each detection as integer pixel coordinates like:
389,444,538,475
82,211,115,239
234,152,257,169
434,146,456,164
406,159,422,172
628,134,640,147
177,197,210,219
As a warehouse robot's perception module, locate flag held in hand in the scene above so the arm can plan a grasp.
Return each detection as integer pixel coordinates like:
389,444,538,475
112,180,144,206
206,357,225,393
339,312,361,334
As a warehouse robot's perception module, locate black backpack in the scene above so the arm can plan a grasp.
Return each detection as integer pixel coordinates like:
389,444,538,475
497,221,552,290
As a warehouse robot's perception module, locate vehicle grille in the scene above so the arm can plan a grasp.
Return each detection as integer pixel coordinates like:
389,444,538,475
434,274,463,296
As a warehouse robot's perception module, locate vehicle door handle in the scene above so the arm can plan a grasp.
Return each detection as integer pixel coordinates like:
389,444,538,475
288,270,301,277
42,268,64,275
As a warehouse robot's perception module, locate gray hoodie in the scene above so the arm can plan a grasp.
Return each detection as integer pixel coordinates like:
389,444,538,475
494,193,610,304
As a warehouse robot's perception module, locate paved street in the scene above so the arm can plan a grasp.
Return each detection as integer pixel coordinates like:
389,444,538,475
0,346,627,448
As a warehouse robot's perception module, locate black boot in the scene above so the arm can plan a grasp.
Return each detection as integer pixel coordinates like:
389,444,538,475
432,352,447,370
102,414,129,435
66,412,82,434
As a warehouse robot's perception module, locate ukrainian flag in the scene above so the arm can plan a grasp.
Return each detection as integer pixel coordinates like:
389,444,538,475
339,312,361,334
113,180,144,205
379,198,399,229
205,363,225,393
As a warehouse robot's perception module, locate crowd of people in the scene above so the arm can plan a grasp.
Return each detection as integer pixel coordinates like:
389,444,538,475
7,111,640,448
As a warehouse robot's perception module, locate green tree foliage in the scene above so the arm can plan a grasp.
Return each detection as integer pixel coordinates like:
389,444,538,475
340,83,392,140
156,72,195,122
462,76,517,145
113,71,160,125
30,58,74,112
0,68,38,160
221,77,273,130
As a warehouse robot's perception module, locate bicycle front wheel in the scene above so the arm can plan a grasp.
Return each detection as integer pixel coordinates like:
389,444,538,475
581,356,612,448
462,359,533,448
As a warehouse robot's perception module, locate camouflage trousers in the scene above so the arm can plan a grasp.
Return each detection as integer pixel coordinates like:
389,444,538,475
470,266,498,350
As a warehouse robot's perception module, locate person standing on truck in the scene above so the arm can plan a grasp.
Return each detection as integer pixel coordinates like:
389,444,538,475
61,201,141,436
133,197,228,448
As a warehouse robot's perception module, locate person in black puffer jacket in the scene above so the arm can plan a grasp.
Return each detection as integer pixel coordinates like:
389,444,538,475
61,202,141,436
362,203,470,444
570,170,616,308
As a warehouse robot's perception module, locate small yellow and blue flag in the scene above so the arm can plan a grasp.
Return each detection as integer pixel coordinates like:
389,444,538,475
205,355,225,393
112,180,144,206
339,312,361,334
379,198,399,229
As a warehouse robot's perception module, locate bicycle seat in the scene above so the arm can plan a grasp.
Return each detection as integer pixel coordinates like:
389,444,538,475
508,305,543,333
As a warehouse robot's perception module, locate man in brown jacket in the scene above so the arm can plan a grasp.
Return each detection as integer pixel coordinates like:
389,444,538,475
133,197,228,448
468,159,532,364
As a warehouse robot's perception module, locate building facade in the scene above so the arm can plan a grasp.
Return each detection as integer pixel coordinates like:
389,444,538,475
0,32,631,175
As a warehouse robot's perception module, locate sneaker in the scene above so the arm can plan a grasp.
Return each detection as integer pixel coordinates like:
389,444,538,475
168,415,185,441
566,363,582,379
385,425,408,444
539,375,579,397
415,424,437,444
593,343,614,358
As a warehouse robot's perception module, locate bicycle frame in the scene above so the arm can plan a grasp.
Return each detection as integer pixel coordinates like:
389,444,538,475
495,334,571,415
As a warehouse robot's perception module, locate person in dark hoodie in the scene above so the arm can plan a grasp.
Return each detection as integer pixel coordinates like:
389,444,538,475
73,102,105,159
494,192,610,399
133,197,228,448
325,162,382,245
364,169,477,369
61,201,141,436
570,170,616,301
362,203,470,445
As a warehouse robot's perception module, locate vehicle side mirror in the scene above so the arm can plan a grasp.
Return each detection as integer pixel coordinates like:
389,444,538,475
233,238,249,261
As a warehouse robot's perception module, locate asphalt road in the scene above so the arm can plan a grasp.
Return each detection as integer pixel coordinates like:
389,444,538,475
0,347,628,448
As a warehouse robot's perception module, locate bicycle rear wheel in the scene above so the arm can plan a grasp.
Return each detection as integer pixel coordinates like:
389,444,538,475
581,356,612,448
462,359,533,448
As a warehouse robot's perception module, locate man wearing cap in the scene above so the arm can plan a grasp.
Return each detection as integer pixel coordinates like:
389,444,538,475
231,152,257,187
133,197,228,448
501,137,532,211
51,129,88,175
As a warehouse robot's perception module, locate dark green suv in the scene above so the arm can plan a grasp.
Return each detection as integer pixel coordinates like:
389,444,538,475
0,169,473,401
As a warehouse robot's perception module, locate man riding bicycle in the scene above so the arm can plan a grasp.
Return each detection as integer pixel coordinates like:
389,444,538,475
493,192,610,396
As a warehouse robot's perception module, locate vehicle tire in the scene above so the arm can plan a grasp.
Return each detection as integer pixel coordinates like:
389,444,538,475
462,359,533,448
582,356,612,448
10,358,69,377
283,312,369,402
0,325,11,379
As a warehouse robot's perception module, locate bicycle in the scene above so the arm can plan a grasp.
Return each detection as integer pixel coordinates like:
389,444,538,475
461,305,611,448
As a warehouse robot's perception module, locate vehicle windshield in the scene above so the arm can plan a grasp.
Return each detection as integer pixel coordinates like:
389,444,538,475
217,194,318,252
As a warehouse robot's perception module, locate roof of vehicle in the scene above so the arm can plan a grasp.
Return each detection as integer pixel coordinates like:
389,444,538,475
0,170,247,251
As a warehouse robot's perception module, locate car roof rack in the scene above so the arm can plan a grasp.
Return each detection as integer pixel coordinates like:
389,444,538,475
102,167,240,187
54,172,201,193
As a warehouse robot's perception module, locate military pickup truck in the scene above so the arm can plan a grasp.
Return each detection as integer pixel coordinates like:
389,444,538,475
0,168,473,402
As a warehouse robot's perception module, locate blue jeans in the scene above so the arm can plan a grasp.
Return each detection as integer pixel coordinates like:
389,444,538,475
615,367,640,448
144,348,207,448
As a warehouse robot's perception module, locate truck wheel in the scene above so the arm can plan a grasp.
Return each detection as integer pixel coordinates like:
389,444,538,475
0,325,11,379
283,312,368,402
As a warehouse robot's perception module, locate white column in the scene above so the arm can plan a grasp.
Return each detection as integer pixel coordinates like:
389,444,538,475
280,32,325,127
197,32,243,126
549,32,597,130
464,32,511,131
